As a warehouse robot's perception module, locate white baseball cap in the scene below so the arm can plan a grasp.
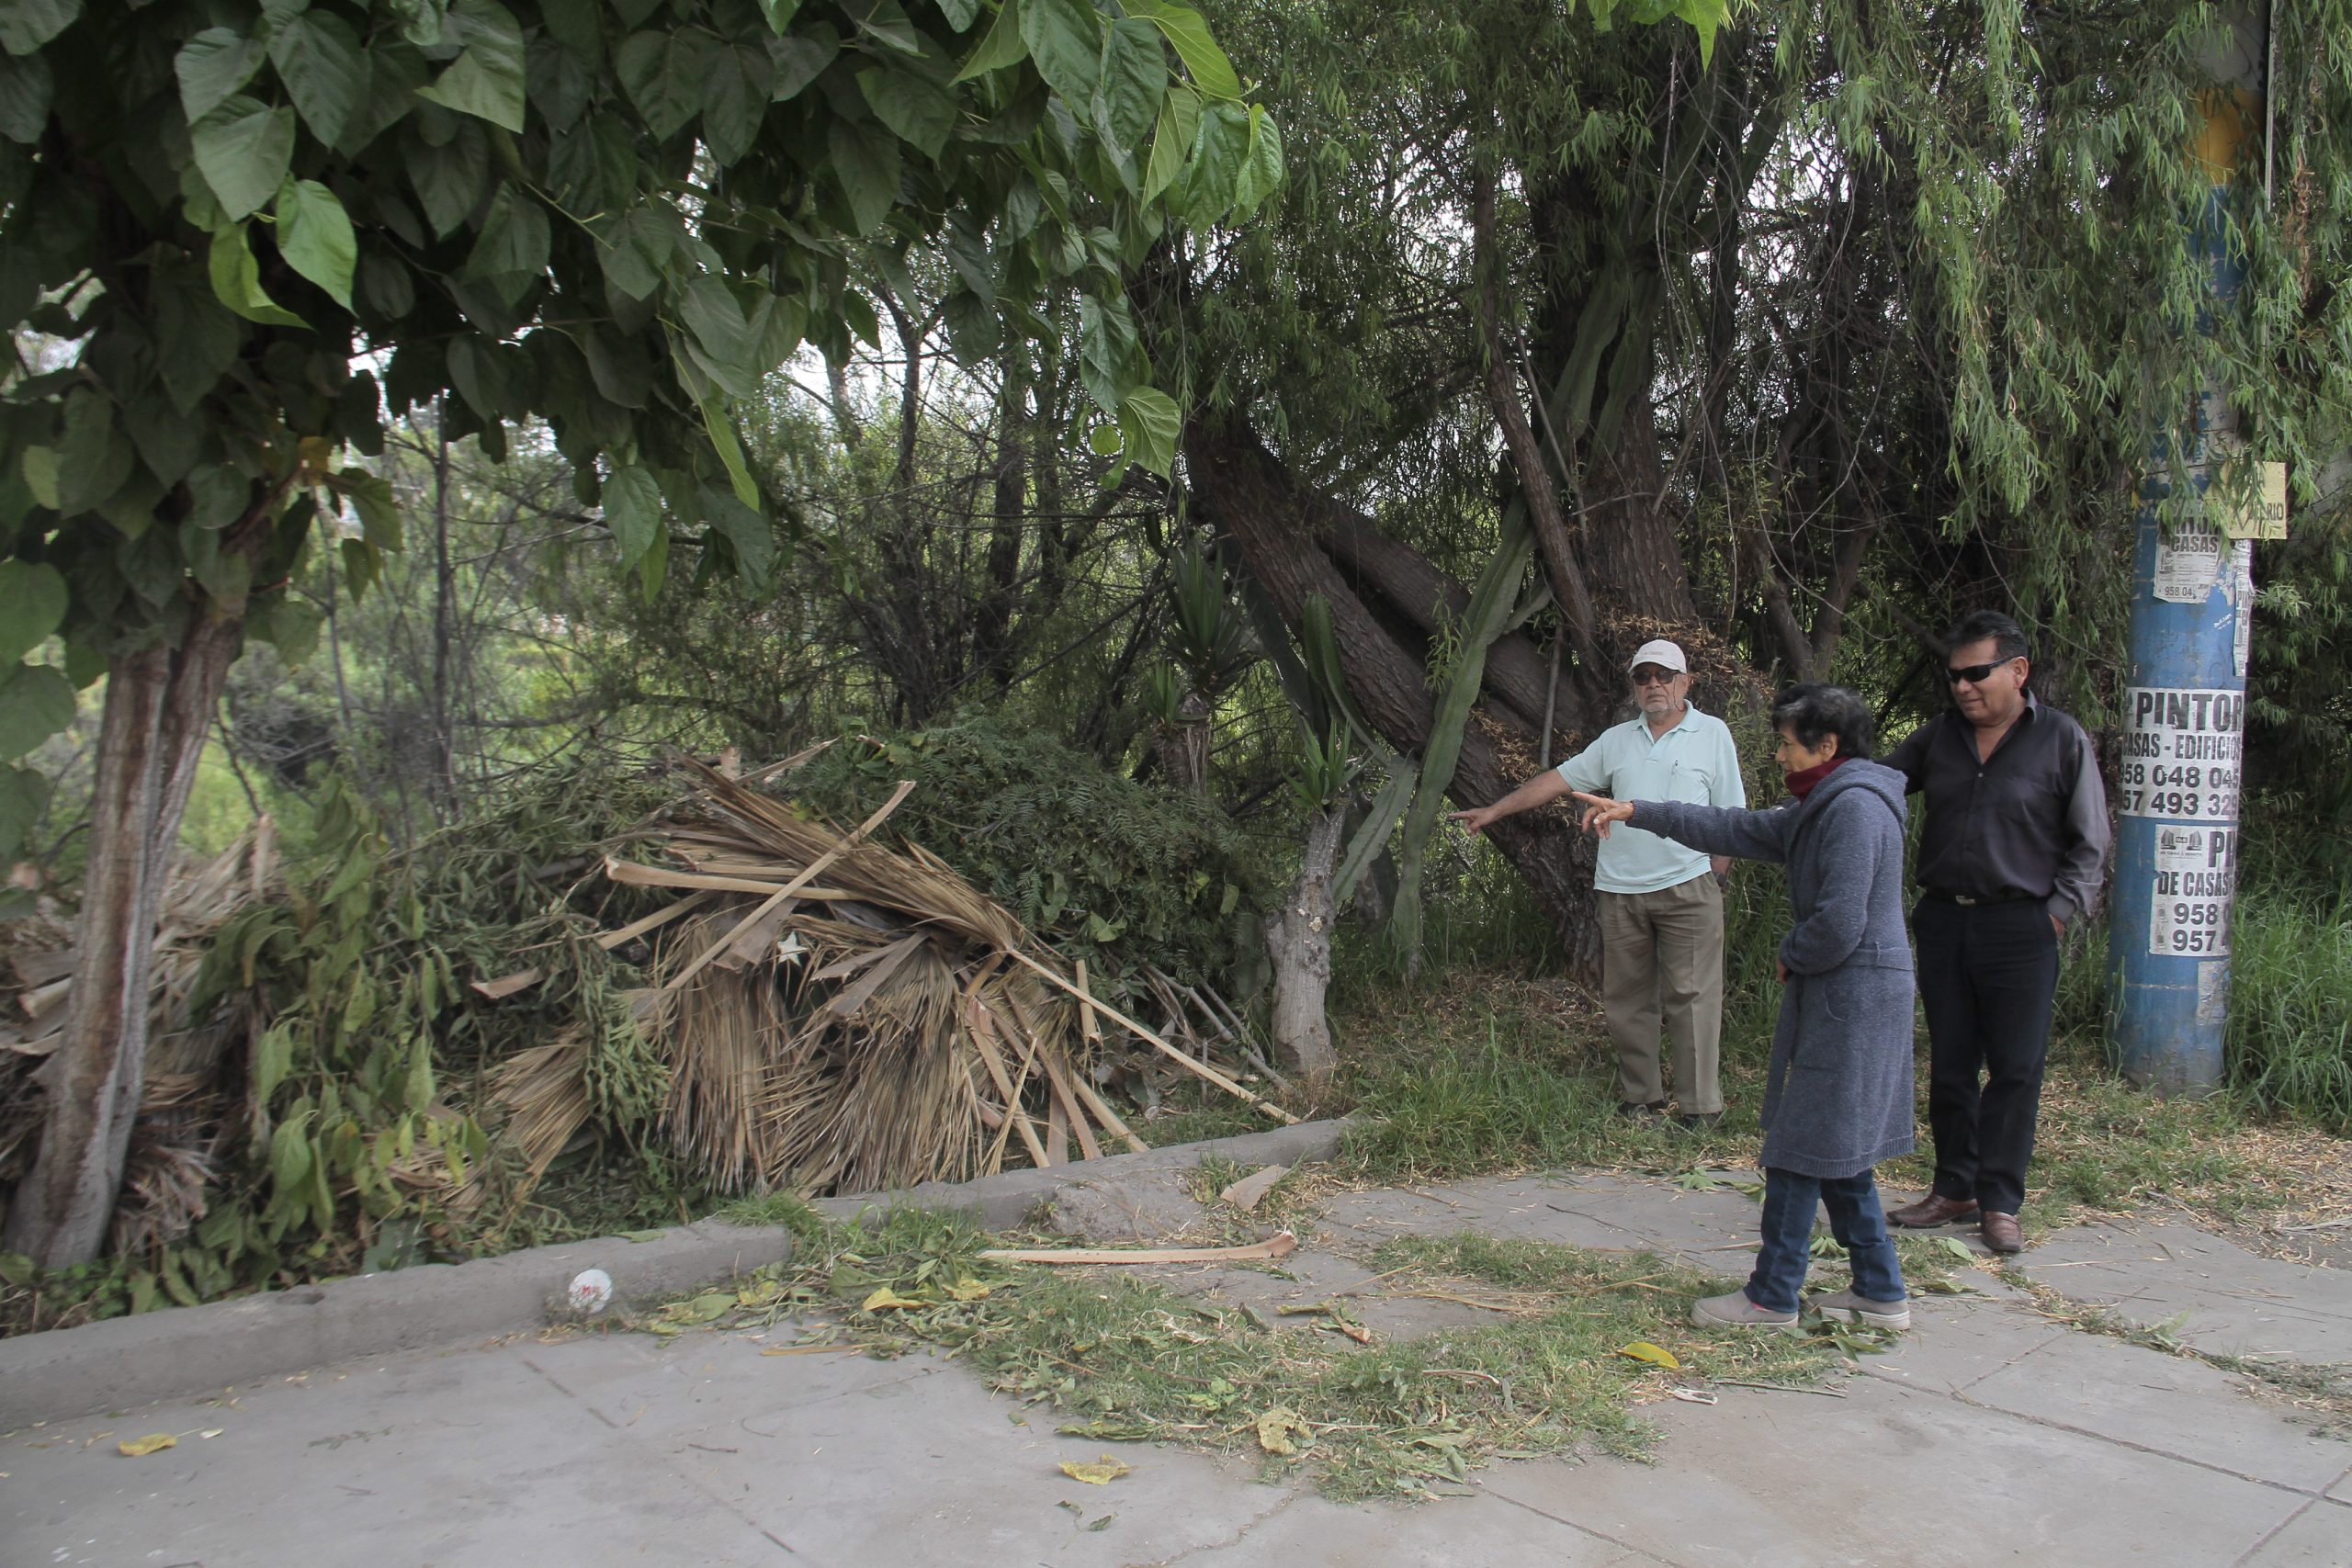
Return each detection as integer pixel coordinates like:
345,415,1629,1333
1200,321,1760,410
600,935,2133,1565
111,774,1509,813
1627,639,1689,675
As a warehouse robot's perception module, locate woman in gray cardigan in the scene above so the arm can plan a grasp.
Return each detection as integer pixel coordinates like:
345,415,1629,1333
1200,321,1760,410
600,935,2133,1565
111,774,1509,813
1576,683,1916,1331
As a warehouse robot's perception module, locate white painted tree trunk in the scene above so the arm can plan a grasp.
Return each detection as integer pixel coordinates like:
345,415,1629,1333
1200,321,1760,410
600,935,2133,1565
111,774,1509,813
1265,806,1345,1085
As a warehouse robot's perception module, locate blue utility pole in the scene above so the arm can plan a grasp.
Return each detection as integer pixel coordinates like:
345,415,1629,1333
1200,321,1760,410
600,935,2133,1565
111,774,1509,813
2110,17,2282,1093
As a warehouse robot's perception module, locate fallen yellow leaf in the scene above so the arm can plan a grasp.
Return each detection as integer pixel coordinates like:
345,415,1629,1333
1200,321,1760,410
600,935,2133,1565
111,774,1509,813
117,1434,177,1458
1617,1341,1681,1370
861,1286,930,1312
941,1277,991,1302
1058,1456,1134,1485
1253,1408,1313,1457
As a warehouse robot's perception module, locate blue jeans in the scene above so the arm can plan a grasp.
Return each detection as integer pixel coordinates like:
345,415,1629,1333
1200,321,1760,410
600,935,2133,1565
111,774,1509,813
1746,1167,1905,1314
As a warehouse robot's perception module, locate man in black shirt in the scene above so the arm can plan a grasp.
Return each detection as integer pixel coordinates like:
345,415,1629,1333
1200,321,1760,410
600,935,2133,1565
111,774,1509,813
1883,611,2109,1255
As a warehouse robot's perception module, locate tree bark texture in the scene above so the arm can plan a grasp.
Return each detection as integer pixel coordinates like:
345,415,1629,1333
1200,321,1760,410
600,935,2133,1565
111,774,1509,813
5,610,243,1266
1184,412,1599,969
1472,165,1604,686
1155,692,1212,795
1265,806,1345,1083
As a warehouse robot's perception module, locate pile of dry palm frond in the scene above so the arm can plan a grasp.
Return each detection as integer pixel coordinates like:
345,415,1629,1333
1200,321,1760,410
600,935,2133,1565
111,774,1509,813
0,822,280,1256
480,758,1291,1201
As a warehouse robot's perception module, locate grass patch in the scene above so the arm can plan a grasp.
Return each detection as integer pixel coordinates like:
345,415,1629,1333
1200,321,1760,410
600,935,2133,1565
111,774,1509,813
1329,962,2345,1250
2225,876,2352,1132
631,1207,1847,1501
1329,970,1763,1184
1134,1099,1273,1151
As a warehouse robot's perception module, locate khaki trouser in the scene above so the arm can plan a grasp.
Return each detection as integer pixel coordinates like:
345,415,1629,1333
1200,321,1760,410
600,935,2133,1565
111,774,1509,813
1598,875,1725,1114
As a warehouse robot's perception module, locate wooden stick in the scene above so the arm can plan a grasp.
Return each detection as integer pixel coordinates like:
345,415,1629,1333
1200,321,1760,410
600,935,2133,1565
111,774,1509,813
1069,963,1148,1155
1001,984,1103,1162
1044,1091,1070,1167
1074,959,1106,1047
472,891,717,1000
1038,1049,1102,1162
740,737,839,784
966,991,1049,1169
470,968,545,1001
595,890,713,950
656,781,916,997
601,860,846,897
991,1003,1053,1166
1069,1073,1148,1156
978,1231,1299,1266
1001,950,1296,1124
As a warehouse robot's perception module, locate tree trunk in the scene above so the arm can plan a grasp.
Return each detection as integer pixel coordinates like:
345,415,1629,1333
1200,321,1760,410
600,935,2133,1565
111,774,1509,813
4,611,243,1267
1265,805,1345,1084
1578,401,1701,628
1472,164,1603,684
1155,691,1212,795
1185,411,1600,975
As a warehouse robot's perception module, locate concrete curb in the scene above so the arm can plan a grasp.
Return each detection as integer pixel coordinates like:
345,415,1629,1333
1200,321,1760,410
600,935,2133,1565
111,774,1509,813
0,1218,796,1431
0,1117,1355,1429
812,1115,1357,1230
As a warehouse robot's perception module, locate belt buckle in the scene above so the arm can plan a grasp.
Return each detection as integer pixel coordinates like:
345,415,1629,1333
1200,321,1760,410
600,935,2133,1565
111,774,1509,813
1951,894,1981,908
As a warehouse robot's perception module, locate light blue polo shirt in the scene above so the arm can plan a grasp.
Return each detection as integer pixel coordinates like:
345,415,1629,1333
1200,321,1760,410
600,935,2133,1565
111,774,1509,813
1555,705,1747,894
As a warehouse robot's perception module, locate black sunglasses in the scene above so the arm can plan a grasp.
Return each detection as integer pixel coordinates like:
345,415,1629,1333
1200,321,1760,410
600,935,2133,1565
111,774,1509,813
1945,658,2019,684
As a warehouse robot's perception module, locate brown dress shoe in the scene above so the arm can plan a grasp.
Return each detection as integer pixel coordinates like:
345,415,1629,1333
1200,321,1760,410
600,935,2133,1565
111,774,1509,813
1981,1212,2024,1255
1886,1193,1981,1228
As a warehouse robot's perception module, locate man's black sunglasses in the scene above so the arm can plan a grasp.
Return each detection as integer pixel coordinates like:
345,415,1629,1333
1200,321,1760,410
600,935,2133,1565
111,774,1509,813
1945,658,2019,684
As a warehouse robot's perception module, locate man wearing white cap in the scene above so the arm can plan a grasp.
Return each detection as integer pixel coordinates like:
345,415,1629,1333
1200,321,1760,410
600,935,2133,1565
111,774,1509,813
1452,640,1746,1125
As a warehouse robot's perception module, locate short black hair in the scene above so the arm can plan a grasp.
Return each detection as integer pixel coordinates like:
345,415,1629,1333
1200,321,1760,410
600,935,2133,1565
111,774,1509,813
1946,609,2030,665
1770,682,1875,761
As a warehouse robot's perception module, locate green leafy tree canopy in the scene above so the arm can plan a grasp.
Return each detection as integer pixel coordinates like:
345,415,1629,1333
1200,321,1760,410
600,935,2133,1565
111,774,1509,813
0,0,1283,854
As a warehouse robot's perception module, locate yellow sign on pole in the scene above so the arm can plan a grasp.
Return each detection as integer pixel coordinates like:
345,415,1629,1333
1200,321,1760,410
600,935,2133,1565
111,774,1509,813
2218,460,2289,539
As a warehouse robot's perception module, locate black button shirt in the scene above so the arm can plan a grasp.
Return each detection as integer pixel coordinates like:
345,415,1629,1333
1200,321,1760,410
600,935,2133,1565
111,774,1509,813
1883,694,2111,925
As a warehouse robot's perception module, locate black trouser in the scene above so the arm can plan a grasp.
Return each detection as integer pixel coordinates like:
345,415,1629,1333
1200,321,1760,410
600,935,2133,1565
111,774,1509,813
1914,897,2061,1216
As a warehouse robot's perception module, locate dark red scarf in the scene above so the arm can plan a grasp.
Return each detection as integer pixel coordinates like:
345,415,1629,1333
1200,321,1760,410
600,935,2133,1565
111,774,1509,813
1784,755,1849,799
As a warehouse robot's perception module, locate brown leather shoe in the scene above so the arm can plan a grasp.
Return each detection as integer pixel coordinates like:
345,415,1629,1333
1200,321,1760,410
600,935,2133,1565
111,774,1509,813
1886,1193,1981,1228
1981,1211,2023,1255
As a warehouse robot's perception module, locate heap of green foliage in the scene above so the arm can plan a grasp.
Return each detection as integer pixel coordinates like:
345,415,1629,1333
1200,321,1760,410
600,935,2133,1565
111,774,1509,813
0,0,1286,877
1,757,684,1325
791,717,1266,986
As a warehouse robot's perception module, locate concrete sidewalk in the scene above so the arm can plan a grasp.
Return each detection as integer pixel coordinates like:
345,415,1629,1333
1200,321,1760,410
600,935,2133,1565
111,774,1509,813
7,1162,2350,1568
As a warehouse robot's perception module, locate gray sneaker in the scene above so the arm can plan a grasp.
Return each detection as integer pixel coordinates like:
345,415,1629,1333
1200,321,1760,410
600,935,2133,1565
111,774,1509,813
1813,1288,1911,1330
1690,1290,1799,1330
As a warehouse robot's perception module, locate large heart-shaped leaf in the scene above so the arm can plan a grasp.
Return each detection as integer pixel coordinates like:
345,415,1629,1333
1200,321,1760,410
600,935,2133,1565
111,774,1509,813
275,178,357,307
1094,18,1163,153
418,0,526,132
0,0,81,56
175,27,265,123
601,462,662,566
859,64,956,160
0,561,66,665
0,51,49,143
1017,0,1101,110
0,662,75,761
192,95,296,220
208,221,304,325
827,116,902,236
268,10,369,146
616,28,721,141
1231,102,1283,219
1120,0,1238,100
